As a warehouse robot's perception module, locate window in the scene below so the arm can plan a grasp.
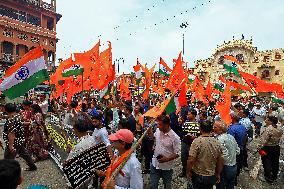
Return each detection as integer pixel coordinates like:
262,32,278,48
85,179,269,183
263,55,270,62
18,11,27,22
0,5,18,20
218,56,224,64
275,53,281,60
261,70,270,79
275,70,280,75
47,17,54,30
27,14,41,26
236,54,244,63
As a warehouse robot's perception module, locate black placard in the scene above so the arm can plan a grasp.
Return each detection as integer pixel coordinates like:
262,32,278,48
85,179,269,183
182,122,200,137
63,143,111,189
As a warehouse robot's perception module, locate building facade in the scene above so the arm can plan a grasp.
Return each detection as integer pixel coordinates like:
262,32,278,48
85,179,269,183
0,0,61,76
193,37,284,86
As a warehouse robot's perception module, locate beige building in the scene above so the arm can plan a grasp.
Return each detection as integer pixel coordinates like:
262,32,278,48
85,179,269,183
193,38,284,86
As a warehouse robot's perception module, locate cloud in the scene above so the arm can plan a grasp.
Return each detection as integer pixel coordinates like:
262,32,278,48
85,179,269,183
56,0,284,72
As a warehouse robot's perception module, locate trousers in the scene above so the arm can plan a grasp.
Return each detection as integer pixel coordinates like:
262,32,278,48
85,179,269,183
4,145,36,169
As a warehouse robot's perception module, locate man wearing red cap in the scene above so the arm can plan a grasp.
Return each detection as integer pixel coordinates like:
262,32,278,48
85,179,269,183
107,129,143,189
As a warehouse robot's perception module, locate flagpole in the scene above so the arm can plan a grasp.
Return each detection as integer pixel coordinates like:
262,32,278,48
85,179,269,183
81,70,84,99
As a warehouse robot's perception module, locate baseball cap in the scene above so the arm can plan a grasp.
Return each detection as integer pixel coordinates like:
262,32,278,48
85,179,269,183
109,129,134,144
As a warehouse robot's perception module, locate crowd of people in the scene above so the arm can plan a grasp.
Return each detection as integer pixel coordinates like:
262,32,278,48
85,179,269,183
0,93,283,189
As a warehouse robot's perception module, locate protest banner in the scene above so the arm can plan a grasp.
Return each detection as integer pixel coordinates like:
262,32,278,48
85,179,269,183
63,143,111,189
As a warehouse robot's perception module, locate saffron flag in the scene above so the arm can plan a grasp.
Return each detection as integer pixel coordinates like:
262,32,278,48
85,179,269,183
239,71,283,93
223,55,241,77
215,86,232,125
0,47,49,99
166,52,186,91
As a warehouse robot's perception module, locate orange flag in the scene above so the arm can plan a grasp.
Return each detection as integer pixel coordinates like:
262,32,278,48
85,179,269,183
166,52,186,91
215,86,232,125
141,64,155,100
119,76,131,100
179,82,188,107
192,76,207,104
227,81,252,92
205,77,214,101
239,70,283,93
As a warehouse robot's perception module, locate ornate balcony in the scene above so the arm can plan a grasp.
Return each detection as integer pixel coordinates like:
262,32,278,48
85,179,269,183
0,53,19,63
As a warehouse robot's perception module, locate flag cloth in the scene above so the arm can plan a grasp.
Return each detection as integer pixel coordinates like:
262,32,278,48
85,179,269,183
214,80,226,92
239,70,283,93
62,64,84,77
100,83,111,99
227,81,252,92
205,77,214,101
133,63,142,85
188,74,196,83
223,55,241,77
215,86,232,125
143,98,171,118
272,93,284,104
159,58,172,77
272,96,284,104
165,52,186,91
0,47,49,99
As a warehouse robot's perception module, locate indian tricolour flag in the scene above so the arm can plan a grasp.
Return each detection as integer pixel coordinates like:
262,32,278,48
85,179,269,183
159,57,172,77
62,64,84,77
223,55,241,77
133,64,142,85
0,47,49,99
214,80,226,92
99,83,111,99
188,74,196,83
272,95,284,104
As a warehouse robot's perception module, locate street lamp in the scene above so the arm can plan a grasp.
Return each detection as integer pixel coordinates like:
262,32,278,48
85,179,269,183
114,58,125,74
180,22,189,55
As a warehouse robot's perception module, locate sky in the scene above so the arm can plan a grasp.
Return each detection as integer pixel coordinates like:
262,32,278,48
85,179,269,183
55,0,284,73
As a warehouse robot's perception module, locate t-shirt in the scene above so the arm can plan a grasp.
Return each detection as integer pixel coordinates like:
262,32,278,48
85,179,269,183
189,136,222,176
228,124,247,150
3,114,25,148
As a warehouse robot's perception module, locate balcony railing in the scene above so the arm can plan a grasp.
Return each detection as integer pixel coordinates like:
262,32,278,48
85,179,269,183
0,53,19,63
14,0,56,12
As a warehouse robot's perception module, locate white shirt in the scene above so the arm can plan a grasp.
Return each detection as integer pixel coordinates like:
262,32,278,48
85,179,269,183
216,133,240,166
115,153,143,189
239,117,253,131
152,128,181,170
92,127,111,146
67,135,95,160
